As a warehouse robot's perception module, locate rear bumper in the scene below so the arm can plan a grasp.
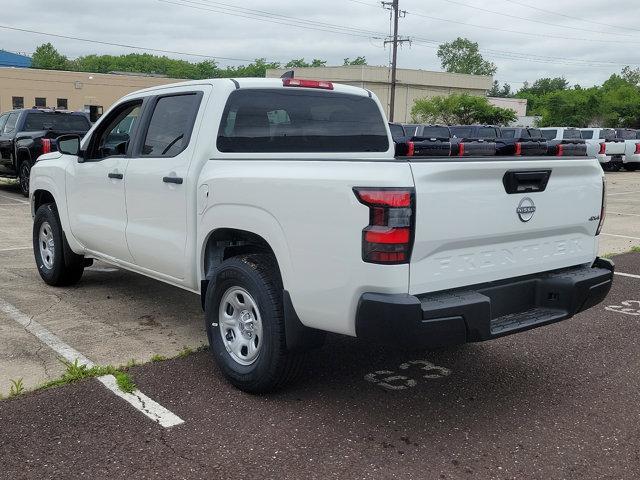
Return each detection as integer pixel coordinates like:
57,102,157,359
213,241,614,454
623,153,640,164
355,258,614,348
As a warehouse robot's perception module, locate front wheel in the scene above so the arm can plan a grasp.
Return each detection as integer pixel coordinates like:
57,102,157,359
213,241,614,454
33,203,85,286
19,160,31,197
205,254,305,393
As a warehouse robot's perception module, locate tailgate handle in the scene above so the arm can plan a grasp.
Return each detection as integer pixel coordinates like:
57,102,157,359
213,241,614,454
503,170,551,194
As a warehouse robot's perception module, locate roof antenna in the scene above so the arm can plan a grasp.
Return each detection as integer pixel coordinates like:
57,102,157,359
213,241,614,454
281,70,294,79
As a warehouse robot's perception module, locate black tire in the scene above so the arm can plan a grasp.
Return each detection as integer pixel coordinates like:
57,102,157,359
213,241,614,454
611,162,623,172
625,163,639,172
33,203,85,286
19,160,31,197
205,254,305,393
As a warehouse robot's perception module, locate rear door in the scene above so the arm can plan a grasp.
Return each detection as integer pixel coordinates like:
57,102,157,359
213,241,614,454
408,158,602,294
0,112,20,170
124,87,206,281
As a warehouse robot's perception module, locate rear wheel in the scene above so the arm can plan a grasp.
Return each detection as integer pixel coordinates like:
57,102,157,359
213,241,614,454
205,254,305,393
33,203,85,286
19,161,31,197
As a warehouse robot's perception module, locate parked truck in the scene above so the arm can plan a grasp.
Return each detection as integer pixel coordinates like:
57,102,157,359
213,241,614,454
29,78,614,392
539,128,588,157
615,128,640,171
0,108,91,196
580,128,626,171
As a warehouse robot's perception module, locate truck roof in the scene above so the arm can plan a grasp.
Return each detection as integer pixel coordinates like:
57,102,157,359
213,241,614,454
122,77,372,99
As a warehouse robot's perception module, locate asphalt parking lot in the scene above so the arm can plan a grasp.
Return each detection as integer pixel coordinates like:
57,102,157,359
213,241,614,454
0,171,639,479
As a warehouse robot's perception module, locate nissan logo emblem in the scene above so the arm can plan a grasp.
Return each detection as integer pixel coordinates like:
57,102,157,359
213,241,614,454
516,197,536,222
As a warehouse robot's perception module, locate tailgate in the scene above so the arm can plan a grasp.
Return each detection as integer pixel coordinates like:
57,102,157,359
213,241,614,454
605,140,625,155
408,157,603,295
520,141,548,156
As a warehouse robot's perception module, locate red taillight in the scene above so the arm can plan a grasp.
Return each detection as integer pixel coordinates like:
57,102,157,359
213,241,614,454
599,142,606,155
556,144,564,156
355,189,411,208
41,138,51,154
282,78,334,90
458,142,465,157
515,142,522,156
635,143,640,154
354,187,415,265
406,141,415,157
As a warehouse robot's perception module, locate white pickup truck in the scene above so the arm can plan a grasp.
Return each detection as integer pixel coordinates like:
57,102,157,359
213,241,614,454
580,128,626,171
615,128,640,171
29,78,614,392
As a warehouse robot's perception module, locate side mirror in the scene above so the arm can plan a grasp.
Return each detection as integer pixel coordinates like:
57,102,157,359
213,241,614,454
56,134,82,156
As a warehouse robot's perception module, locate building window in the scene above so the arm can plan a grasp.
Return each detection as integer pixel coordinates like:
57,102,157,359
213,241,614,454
12,96,24,109
35,97,47,108
57,98,68,110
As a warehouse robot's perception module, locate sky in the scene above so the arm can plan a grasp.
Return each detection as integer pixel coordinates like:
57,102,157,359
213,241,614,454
1,0,638,90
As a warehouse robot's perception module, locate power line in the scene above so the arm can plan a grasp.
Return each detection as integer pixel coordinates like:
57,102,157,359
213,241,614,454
440,0,636,37
159,0,384,40
347,0,640,46
501,0,640,33
0,24,267,63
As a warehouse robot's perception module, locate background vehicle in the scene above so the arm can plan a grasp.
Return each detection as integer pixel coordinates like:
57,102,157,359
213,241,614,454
615,128,640,171
580,128,626,171
448,125,498,156
29,78,613,392
500,127,549,156
539,127,588,157
388,122,406,143
0,109,91,195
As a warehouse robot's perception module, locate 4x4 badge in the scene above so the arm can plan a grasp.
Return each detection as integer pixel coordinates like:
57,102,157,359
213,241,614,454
516,197,536,222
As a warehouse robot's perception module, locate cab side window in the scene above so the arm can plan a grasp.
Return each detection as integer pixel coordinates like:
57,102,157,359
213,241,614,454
4,113,20,134
0,114,8,133
87,101,142,160
141,93,201,157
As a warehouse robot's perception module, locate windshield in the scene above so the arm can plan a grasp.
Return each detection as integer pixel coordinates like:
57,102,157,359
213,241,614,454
417,126,450,138
217,89,389,153
23,112,91,132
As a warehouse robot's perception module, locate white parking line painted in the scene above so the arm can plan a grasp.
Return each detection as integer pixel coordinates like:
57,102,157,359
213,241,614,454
0,202,29,206
0,298,184,428
607,191,639,196
615,272,640,280
0,193,29,204
609,211,640,218
601,233,640,241
0,246,31,252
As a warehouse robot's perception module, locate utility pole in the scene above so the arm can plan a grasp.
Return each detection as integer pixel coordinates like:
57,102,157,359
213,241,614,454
383,0,410,122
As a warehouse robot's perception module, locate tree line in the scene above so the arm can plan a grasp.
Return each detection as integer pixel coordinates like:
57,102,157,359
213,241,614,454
437,37,640,128
31,43,367,79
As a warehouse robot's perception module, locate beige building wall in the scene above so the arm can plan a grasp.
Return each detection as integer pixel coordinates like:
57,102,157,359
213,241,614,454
267,65,493,123
487,97,527,117
0,67,183,116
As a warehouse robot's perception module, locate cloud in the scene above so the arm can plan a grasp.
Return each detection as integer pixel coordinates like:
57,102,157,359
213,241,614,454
2,0,638,88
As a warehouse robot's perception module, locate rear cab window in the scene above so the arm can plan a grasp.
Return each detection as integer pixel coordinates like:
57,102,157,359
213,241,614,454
450,126,473,138
563,129,581,140
501,129,516,139
581,130,594,139
418,126,450,138
541,129,557,140
388,123,405,140
217,89,389,153
599,129,616,140
528,129,543,139
477,127,499,139
617,129,637,140
23,112,91,132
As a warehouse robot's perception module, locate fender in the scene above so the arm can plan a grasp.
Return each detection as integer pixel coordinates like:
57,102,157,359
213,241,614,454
198,203,294,290
30,161,85,255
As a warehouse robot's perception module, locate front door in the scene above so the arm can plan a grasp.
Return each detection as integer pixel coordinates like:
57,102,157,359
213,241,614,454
124,90,204,281
0,112,20,171
66,100,144,262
